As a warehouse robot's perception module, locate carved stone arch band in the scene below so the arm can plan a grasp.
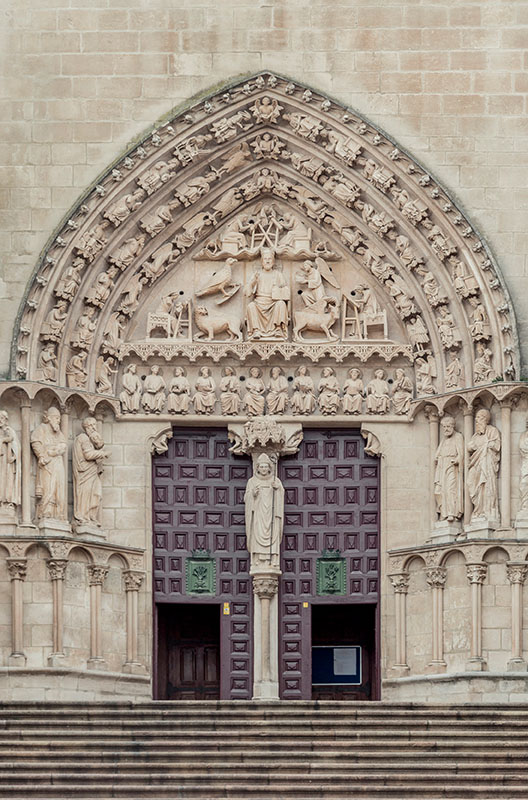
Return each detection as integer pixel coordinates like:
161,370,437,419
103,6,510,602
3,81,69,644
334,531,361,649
14,72,518,403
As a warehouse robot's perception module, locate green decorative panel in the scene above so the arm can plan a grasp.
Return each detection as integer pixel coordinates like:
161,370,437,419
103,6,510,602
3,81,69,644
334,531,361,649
317,551,346,596
186,551,216,595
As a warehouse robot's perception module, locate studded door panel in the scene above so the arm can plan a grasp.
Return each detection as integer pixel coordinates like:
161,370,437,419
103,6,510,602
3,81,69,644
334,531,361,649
279,429,380,700
153,428,252,700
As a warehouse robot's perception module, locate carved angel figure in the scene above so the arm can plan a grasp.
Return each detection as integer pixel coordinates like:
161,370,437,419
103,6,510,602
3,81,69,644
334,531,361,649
251,133,284,160
434,415,464,522
436,306,462,350
446,353,465,389
136,161,174,195
109,235,146,270
142,365,166,413
365,369,390,414
167,367,191,414
250,96,282,124
95,356,117,394
75,223,107,262
415,356,436,395
37,344,58,382
85,268,117,308
342,368,364,415
54,260,84,302
468,297,491,341
318,367,340,415
219,366,240,416
267,367,289,415
474,343,496,383
243,367,266,416
193,366,216,414
289,366,314,416
40,301,68,343
70,306,97,350
119,364,142,413
391,369,413,415
0,410,21,512
65,352,87,388
103,188,145,226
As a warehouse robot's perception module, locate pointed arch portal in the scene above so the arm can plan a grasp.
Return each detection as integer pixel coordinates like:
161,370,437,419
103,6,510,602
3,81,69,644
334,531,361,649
12,72,518,409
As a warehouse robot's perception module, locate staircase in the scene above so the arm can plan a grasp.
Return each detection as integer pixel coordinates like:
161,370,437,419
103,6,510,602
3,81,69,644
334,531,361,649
0,701,527,798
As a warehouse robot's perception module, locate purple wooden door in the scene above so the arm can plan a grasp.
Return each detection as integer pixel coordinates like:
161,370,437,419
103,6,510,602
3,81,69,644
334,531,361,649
279,429,380,700
152,428,252,700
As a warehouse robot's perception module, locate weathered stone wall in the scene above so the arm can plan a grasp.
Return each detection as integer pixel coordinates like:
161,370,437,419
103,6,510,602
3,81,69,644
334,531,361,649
1,0,528,374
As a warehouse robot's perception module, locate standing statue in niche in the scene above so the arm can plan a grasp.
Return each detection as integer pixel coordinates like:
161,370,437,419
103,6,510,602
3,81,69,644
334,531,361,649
246,248,290,340
119,364,143,413
30,407,67,521
518,419,528,511
0,410,20,513
244,453,284,568
467,408,501,522
434,415,464,522
73,417,108,527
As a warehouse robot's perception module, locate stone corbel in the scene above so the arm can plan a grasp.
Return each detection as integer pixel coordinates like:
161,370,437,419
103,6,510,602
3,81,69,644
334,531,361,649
228,415,303,465
150,425,173,455
360,425,382,458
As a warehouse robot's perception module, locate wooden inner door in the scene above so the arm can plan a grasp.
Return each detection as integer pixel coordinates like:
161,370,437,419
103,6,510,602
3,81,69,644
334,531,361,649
157,604,220,700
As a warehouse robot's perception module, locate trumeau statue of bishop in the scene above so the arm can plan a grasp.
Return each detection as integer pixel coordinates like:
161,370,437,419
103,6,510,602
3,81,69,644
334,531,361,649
246,248,290,340
244,452,285,568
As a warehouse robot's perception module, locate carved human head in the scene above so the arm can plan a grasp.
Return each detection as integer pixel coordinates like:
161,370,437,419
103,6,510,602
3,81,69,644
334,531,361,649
249,367,261,378
82,416,98,435
46,407,61,432
200,366,210,377
151,365,160,375
174,366,185,376
260,248,275,270
475,408,490,432
349,368,360,379
322,367,334,377
297,366,307,376
441,415,455,437
128,364,137,374
374,369,385,379
256,452,272,477
270,367,282,378
301,260,313,274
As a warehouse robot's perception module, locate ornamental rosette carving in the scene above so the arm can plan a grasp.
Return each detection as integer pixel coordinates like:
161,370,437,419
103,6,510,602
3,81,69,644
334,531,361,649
389,573,410,594
7,559,27,581
425,566,447,588
87,564,109,586
465,563,487,585
123,570,145,592
506,563,528,585
252,575,279,599
47,559,68,581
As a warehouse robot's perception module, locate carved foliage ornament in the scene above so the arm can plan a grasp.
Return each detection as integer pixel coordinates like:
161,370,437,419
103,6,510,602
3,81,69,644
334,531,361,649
14,73,516,402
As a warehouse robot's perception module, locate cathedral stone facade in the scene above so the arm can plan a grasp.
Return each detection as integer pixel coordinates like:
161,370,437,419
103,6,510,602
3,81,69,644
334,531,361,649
2,1,528,704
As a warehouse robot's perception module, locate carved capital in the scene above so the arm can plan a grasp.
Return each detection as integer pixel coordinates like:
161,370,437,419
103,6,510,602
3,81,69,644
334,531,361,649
425,566,447,588
252,575,279,599
506,562,528,585
424,404,439,423
123,570,144,592
7,559,27,581
47,559,68,581
87,564,109,586
228,417,303,459
48,541,69,560
466,563,487,585
389,573,410,594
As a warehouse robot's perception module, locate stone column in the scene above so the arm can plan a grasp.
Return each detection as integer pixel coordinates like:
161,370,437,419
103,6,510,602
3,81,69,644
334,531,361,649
506,562,528,671
425,405,439,532
7,559,27,666
463,405,473,527
465,563,487,671
87,564,108,670
389,573,410,675
46,559,68,666
425,566,447,672
252,572,280,699
122,570,146,674
500,401,512,529
18,395,33,527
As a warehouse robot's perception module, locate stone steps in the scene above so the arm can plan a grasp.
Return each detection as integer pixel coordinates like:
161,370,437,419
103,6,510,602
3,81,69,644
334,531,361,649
0,702,527,799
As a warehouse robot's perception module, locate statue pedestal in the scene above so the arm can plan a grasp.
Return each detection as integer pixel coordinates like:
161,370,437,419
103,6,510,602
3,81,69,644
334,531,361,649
425,660,447,674
507,658,528,672
464,517,499,540
38,518,71,537
87,657,107,671
8,653,26,667
429,520,462,544
73,522,106,541
48,653,67,668
0,515,18,537
122,661,148,675
466,657,487,672
251,566,281,701
514,510,528,539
